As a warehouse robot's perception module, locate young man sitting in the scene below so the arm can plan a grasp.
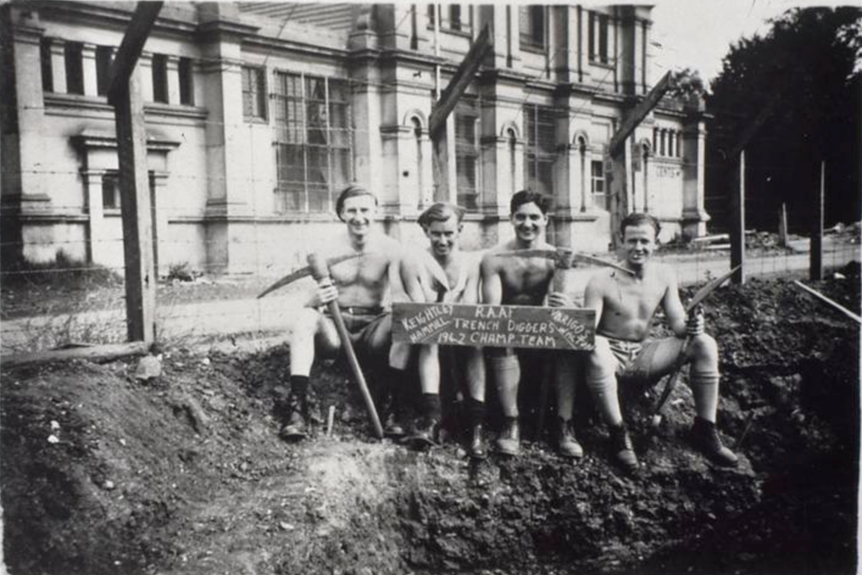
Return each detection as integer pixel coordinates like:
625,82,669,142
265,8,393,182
278,184,426,440
583,212,738,472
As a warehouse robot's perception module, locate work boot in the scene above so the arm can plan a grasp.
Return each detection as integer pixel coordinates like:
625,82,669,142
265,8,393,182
468,424,487,460
609,424,638,473
383,411,406,439
495,417,520,456
407,416,440,449
690,417,739,467
557,419,584,459
279,394,309,441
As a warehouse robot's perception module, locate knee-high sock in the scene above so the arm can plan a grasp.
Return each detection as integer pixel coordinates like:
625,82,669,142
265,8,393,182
586,370,624,427
489,354,520,418
689,370,719,422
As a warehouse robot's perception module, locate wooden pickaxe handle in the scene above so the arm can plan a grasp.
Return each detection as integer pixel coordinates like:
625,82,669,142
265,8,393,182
307,253,384,439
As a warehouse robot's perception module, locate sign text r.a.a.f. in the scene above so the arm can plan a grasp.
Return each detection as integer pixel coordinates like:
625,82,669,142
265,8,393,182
474,306,511,319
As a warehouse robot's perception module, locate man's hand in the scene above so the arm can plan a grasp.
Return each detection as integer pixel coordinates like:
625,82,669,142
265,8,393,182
307,282,338,308
686,307,705,337
547,291,572,308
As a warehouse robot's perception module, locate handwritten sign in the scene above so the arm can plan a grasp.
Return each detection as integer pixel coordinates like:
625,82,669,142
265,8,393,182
392,303,595,350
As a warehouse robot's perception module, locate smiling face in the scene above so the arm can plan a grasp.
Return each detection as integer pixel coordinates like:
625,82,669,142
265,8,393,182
339,194,377,239
510,201,548,244
621,223,657,268
424,216,461,258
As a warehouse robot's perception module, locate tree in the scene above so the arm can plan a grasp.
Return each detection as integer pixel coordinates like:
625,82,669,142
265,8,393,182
705,7,862,234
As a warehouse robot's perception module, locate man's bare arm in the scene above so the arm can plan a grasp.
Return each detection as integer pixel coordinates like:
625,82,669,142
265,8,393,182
583,275,605,329
462,253,481,305
395,249,427,303
481,254,503,305
661,268,687,337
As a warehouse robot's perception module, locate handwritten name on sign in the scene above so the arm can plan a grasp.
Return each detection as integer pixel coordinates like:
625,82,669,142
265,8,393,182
392,303,595,350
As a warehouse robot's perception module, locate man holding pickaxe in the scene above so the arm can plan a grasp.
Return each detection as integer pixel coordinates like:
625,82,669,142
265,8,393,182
481,190,581,457
583,212,738,473
269,184,429,441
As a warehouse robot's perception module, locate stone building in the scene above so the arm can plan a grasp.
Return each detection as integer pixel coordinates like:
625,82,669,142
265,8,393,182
0,2,709,276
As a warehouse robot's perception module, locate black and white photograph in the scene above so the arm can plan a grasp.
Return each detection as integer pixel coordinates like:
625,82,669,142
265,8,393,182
0,0,859,573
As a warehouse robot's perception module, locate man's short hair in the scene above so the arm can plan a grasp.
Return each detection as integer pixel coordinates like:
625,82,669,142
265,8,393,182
620,212,661,238
335,184,378,221
510,190,553,215
418,202,465,229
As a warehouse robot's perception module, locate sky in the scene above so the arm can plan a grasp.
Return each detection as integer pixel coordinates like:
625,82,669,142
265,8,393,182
649,0,860,85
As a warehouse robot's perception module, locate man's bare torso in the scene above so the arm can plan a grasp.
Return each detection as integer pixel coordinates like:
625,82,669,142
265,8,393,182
486,239,555,306
322,231,400,309
590,263,672,341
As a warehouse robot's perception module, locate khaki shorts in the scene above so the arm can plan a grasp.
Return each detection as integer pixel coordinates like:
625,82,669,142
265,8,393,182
605,336,686,382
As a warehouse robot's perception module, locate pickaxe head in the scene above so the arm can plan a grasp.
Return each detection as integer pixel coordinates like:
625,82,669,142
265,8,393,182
493,248,634,276
257,252,362,299
685,265,741,313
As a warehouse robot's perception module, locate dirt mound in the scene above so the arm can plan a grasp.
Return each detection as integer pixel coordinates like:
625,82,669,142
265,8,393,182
1,277,858,574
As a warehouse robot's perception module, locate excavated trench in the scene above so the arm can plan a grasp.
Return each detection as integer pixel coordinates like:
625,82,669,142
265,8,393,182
1,278,858,574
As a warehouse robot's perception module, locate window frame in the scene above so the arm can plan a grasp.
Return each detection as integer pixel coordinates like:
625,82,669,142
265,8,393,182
519,5,547,51
151,53,168,104
523,103,556,199
64,41,84,95
590,160,607,209
454,97,480,211
242,65,267,121
272,70,354,214
95,46,112,96
178,57,194,105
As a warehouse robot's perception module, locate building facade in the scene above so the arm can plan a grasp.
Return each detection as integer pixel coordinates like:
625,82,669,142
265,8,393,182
0,1,710,276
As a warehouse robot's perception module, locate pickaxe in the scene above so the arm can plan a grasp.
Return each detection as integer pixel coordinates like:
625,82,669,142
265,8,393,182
307,253,385,439
650,265,742,428
257,250,450,300
492,248,636,277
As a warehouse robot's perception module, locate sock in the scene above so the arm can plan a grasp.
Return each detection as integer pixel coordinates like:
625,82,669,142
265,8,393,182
466,397,486,427
689,371,719,422
289,375,309,399
422,393,442,421
586,371,624,426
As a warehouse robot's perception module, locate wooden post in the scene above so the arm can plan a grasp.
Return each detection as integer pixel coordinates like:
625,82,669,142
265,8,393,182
778,202,788,247
114,70,156,342
107,1,163,343
730,151,746,284
810,160,824,281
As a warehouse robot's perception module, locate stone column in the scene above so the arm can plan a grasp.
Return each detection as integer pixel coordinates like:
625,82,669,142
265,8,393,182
82,170,105,264
477,5,518,69
166,55,181,105
682,114,709,238
49,38,66,94
82,43,98,96
150,170,170,276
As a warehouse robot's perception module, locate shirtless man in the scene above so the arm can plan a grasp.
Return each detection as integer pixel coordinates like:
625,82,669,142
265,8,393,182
481,190,581,458
584,212,738,472
408,202,487,457
278,184,426,440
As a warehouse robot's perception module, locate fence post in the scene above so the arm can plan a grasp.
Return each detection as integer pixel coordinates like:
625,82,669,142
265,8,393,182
778,202,788,247
730,150,746,284
810,160,824,281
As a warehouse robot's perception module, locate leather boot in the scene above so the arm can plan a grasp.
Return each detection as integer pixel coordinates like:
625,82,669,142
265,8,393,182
691,417,739,467
279,393,309,441
558,419,584,459
495,417,520,456
609,424,638,473
468,424,487,459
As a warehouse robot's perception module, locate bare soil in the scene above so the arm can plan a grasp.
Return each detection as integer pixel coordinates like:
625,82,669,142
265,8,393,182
1,275,858,574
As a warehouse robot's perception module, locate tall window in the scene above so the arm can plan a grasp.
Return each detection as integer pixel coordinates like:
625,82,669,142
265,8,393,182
242,66,267,121
96,46,112,96
273,71,352,213
449,5,462,31
524,104,555,198
455,99,480,211
102,172,120,209
40,38,53,93
179,57,194,105
591,160,606,209
519,6,546,50
588,11,610,64
64,42,84,95
151,54,168,103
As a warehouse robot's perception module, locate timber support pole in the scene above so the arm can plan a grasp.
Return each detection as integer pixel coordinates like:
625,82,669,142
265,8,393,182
107,1,163,343
730,151,746,284
810,160,824,281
